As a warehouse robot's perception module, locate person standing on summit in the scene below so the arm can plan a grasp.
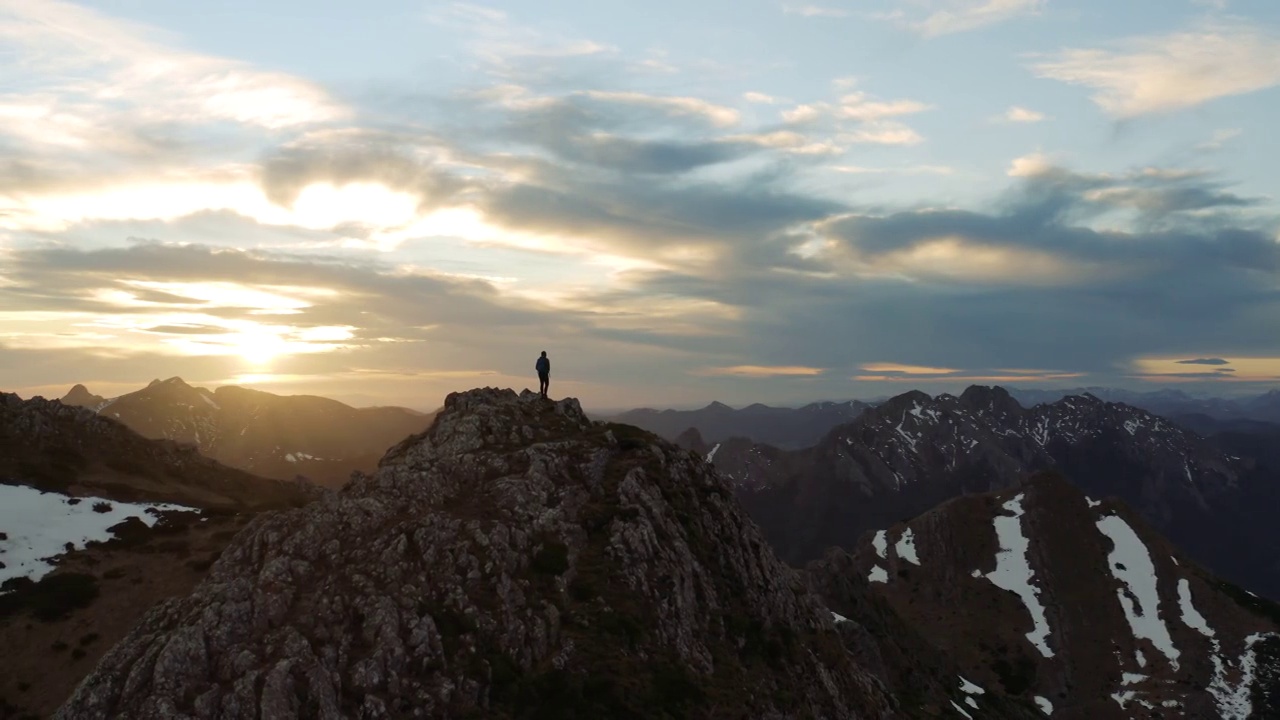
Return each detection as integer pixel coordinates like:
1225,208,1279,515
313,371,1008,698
535,351,550,398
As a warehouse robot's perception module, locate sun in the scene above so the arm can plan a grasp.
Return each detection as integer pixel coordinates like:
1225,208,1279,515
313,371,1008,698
232,329,288,366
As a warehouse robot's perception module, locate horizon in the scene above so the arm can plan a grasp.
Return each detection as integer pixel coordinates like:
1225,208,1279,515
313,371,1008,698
3,1,1280,408
12,375,1273,416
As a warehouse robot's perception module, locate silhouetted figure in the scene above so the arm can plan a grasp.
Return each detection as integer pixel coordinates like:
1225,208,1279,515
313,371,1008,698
535,351,550,398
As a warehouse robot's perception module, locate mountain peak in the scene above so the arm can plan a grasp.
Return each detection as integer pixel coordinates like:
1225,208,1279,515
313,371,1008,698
61,386,895,718
958,384,1023,414
702,400,733,412
60,384,105,408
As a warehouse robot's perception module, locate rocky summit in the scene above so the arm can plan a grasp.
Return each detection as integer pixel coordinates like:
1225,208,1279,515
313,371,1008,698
58,388,914,719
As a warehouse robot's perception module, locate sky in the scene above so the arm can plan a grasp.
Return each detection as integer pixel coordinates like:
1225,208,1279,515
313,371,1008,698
2,0,1279,411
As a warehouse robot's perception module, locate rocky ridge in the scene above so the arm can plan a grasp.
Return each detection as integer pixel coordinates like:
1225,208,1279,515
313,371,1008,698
67,378,432,489
0,392,319,510
605,398,870,449
59,388,987,719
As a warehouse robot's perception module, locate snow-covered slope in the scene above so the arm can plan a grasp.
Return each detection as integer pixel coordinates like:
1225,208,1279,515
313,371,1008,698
811,472,1280,718
0,485,197,587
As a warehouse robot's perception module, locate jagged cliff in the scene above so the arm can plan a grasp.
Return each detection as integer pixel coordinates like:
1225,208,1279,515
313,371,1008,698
58,389,912,719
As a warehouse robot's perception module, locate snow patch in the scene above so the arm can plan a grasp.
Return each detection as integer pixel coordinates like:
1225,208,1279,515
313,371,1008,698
1034,696,1053,715
831,611,850,624
1207,633,1272,719
1178,578,1215,638
199,394,220,410
0,485,198,587
872,530,888,559
1086,496,1101,508
949,700,974,719
895,528,920,565
705,444,721,462
980,494,1055,657
1095,514,1180,669
908,402,940,423
1123,419,1139,436
868,566,888,583
893,418,919,451
958,676,984,695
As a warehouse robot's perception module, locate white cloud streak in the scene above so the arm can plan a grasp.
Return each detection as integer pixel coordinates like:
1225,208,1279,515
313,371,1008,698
888,0,1044,37
782,4,849,17
0,0,347,133
1033,22,1280,117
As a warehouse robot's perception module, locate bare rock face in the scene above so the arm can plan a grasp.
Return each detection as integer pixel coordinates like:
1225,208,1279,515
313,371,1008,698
57,388,897,719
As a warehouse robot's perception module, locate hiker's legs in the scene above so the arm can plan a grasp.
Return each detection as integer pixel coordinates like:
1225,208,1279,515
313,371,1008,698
539,374,549,397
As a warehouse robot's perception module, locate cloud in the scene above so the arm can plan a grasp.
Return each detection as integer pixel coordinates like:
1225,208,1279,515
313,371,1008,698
744,92,780,104
1133,357,1280,382
1176,357,1231,365
1199,128,1242,151
839,122,926,146
884,0,1045,37
1000,106,1047,123
1032,22,1280,117
425,2,613,66
578,91,742,127
782,4,849,18
831,164,954,175
0,0,346,134
860,363,961,375
700,365,826,377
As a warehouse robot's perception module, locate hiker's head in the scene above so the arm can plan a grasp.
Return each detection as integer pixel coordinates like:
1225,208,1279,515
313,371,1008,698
541,351,547,357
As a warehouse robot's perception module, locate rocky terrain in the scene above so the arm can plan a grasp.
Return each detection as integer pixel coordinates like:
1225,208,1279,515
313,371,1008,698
1,392,320,510
700,386,1280,600
1,505,261,719
52,388,1051,719
809,471,1280,719
66,378,433,489
604,399,870,449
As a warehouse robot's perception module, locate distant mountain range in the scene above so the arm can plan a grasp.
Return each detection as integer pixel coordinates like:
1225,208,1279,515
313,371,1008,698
603,386,1280,451
61,378,434,489
600,399,870,449
679,386,1280,601
1008,386,1280,425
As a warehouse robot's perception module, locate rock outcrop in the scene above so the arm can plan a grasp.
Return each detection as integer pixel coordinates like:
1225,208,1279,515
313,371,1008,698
58,389,909,719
